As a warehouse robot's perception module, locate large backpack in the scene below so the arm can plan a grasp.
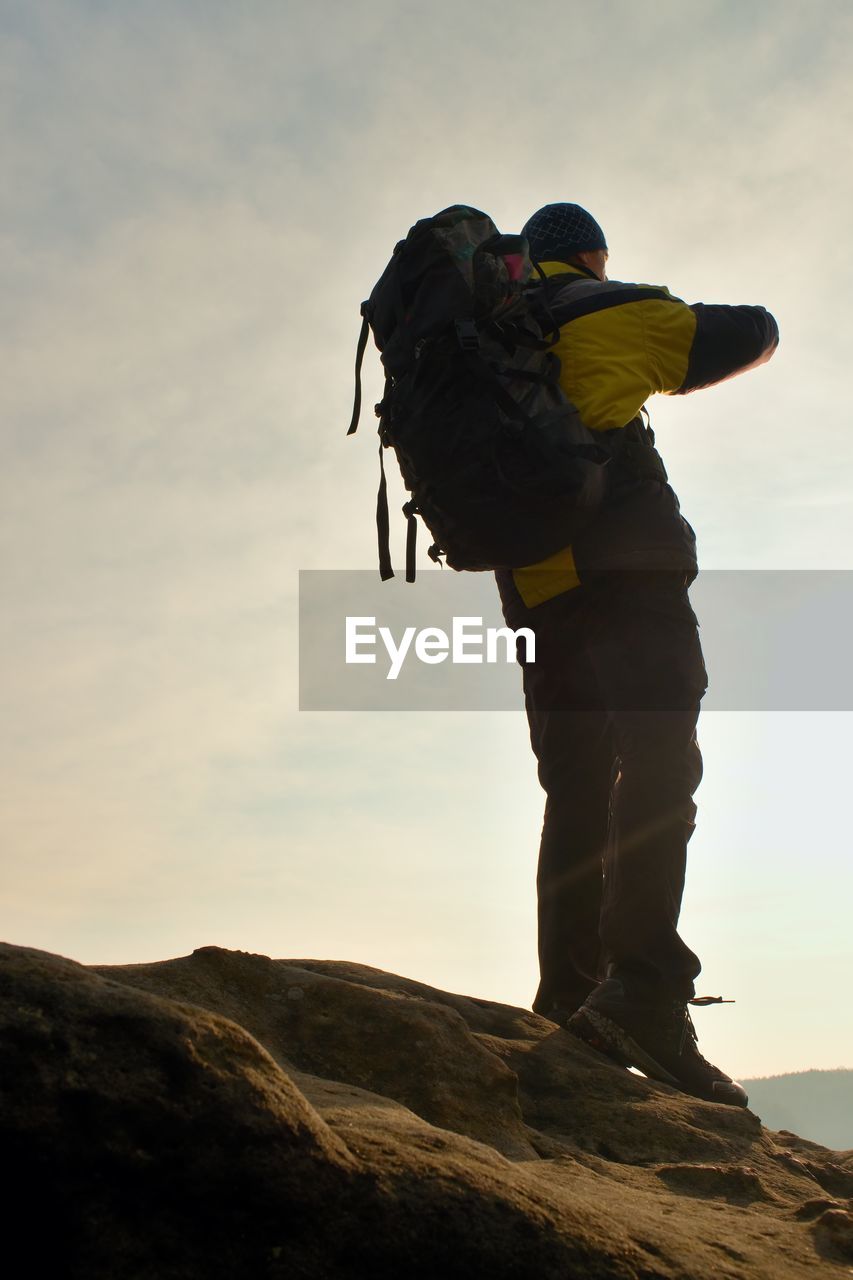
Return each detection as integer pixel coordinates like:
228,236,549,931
347,205,652,581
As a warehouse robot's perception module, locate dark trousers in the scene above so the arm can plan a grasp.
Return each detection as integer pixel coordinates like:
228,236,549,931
506,573,707,1013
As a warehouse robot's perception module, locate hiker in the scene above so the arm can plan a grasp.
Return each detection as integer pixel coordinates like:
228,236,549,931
495,202,778,1106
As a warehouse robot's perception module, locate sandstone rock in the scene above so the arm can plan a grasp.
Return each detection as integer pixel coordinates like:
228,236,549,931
2,940,852,1278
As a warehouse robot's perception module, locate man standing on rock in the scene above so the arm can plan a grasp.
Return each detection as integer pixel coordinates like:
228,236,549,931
495,202,778,1107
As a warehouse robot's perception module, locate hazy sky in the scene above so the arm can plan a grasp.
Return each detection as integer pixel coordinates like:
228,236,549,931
3,0,853,1079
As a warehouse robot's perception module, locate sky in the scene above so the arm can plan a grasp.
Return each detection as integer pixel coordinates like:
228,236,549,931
2,0,853,1080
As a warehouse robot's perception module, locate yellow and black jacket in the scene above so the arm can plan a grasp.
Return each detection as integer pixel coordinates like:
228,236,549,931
496,261,779,615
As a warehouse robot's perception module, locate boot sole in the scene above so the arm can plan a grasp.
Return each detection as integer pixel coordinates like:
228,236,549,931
571,1007,682,1086
570,1007,748,1107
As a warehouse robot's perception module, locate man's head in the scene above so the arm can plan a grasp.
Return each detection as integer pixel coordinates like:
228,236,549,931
522,203,609,280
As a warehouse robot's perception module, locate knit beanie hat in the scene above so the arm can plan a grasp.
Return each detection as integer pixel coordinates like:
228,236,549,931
521,203,607,263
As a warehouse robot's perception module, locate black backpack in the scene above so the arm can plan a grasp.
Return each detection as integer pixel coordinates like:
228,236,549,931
347,205,642,581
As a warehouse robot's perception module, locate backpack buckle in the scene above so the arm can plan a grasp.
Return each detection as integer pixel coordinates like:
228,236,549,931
454,319,480,351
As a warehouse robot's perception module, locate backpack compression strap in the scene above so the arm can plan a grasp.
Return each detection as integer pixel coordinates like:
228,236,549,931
375,441,395,581
373,446,416,583
347,308,371,436
347,306,399,580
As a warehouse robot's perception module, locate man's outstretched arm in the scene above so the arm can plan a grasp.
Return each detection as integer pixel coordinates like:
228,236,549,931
675,302,779,393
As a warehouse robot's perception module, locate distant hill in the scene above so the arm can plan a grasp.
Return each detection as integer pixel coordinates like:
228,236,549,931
741,1068,853,1150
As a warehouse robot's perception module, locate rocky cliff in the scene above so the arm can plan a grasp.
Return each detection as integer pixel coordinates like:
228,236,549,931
2,941,851,1278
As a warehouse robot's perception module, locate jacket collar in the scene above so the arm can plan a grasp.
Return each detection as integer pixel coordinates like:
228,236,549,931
537,260,600,281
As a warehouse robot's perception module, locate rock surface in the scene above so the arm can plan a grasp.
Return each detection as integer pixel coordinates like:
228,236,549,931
1,941,851,1278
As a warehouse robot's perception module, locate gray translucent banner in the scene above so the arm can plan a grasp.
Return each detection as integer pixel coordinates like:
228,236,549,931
298,570,853,711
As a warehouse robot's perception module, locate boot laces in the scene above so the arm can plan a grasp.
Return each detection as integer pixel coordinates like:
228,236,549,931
678,996,735,1060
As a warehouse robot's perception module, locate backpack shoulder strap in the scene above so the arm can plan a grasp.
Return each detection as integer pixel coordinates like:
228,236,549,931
545,277,674,326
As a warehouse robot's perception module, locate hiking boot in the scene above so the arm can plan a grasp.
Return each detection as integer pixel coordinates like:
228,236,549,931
567,976,749,1107
535,985,599,1027
538,1003,579,1029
